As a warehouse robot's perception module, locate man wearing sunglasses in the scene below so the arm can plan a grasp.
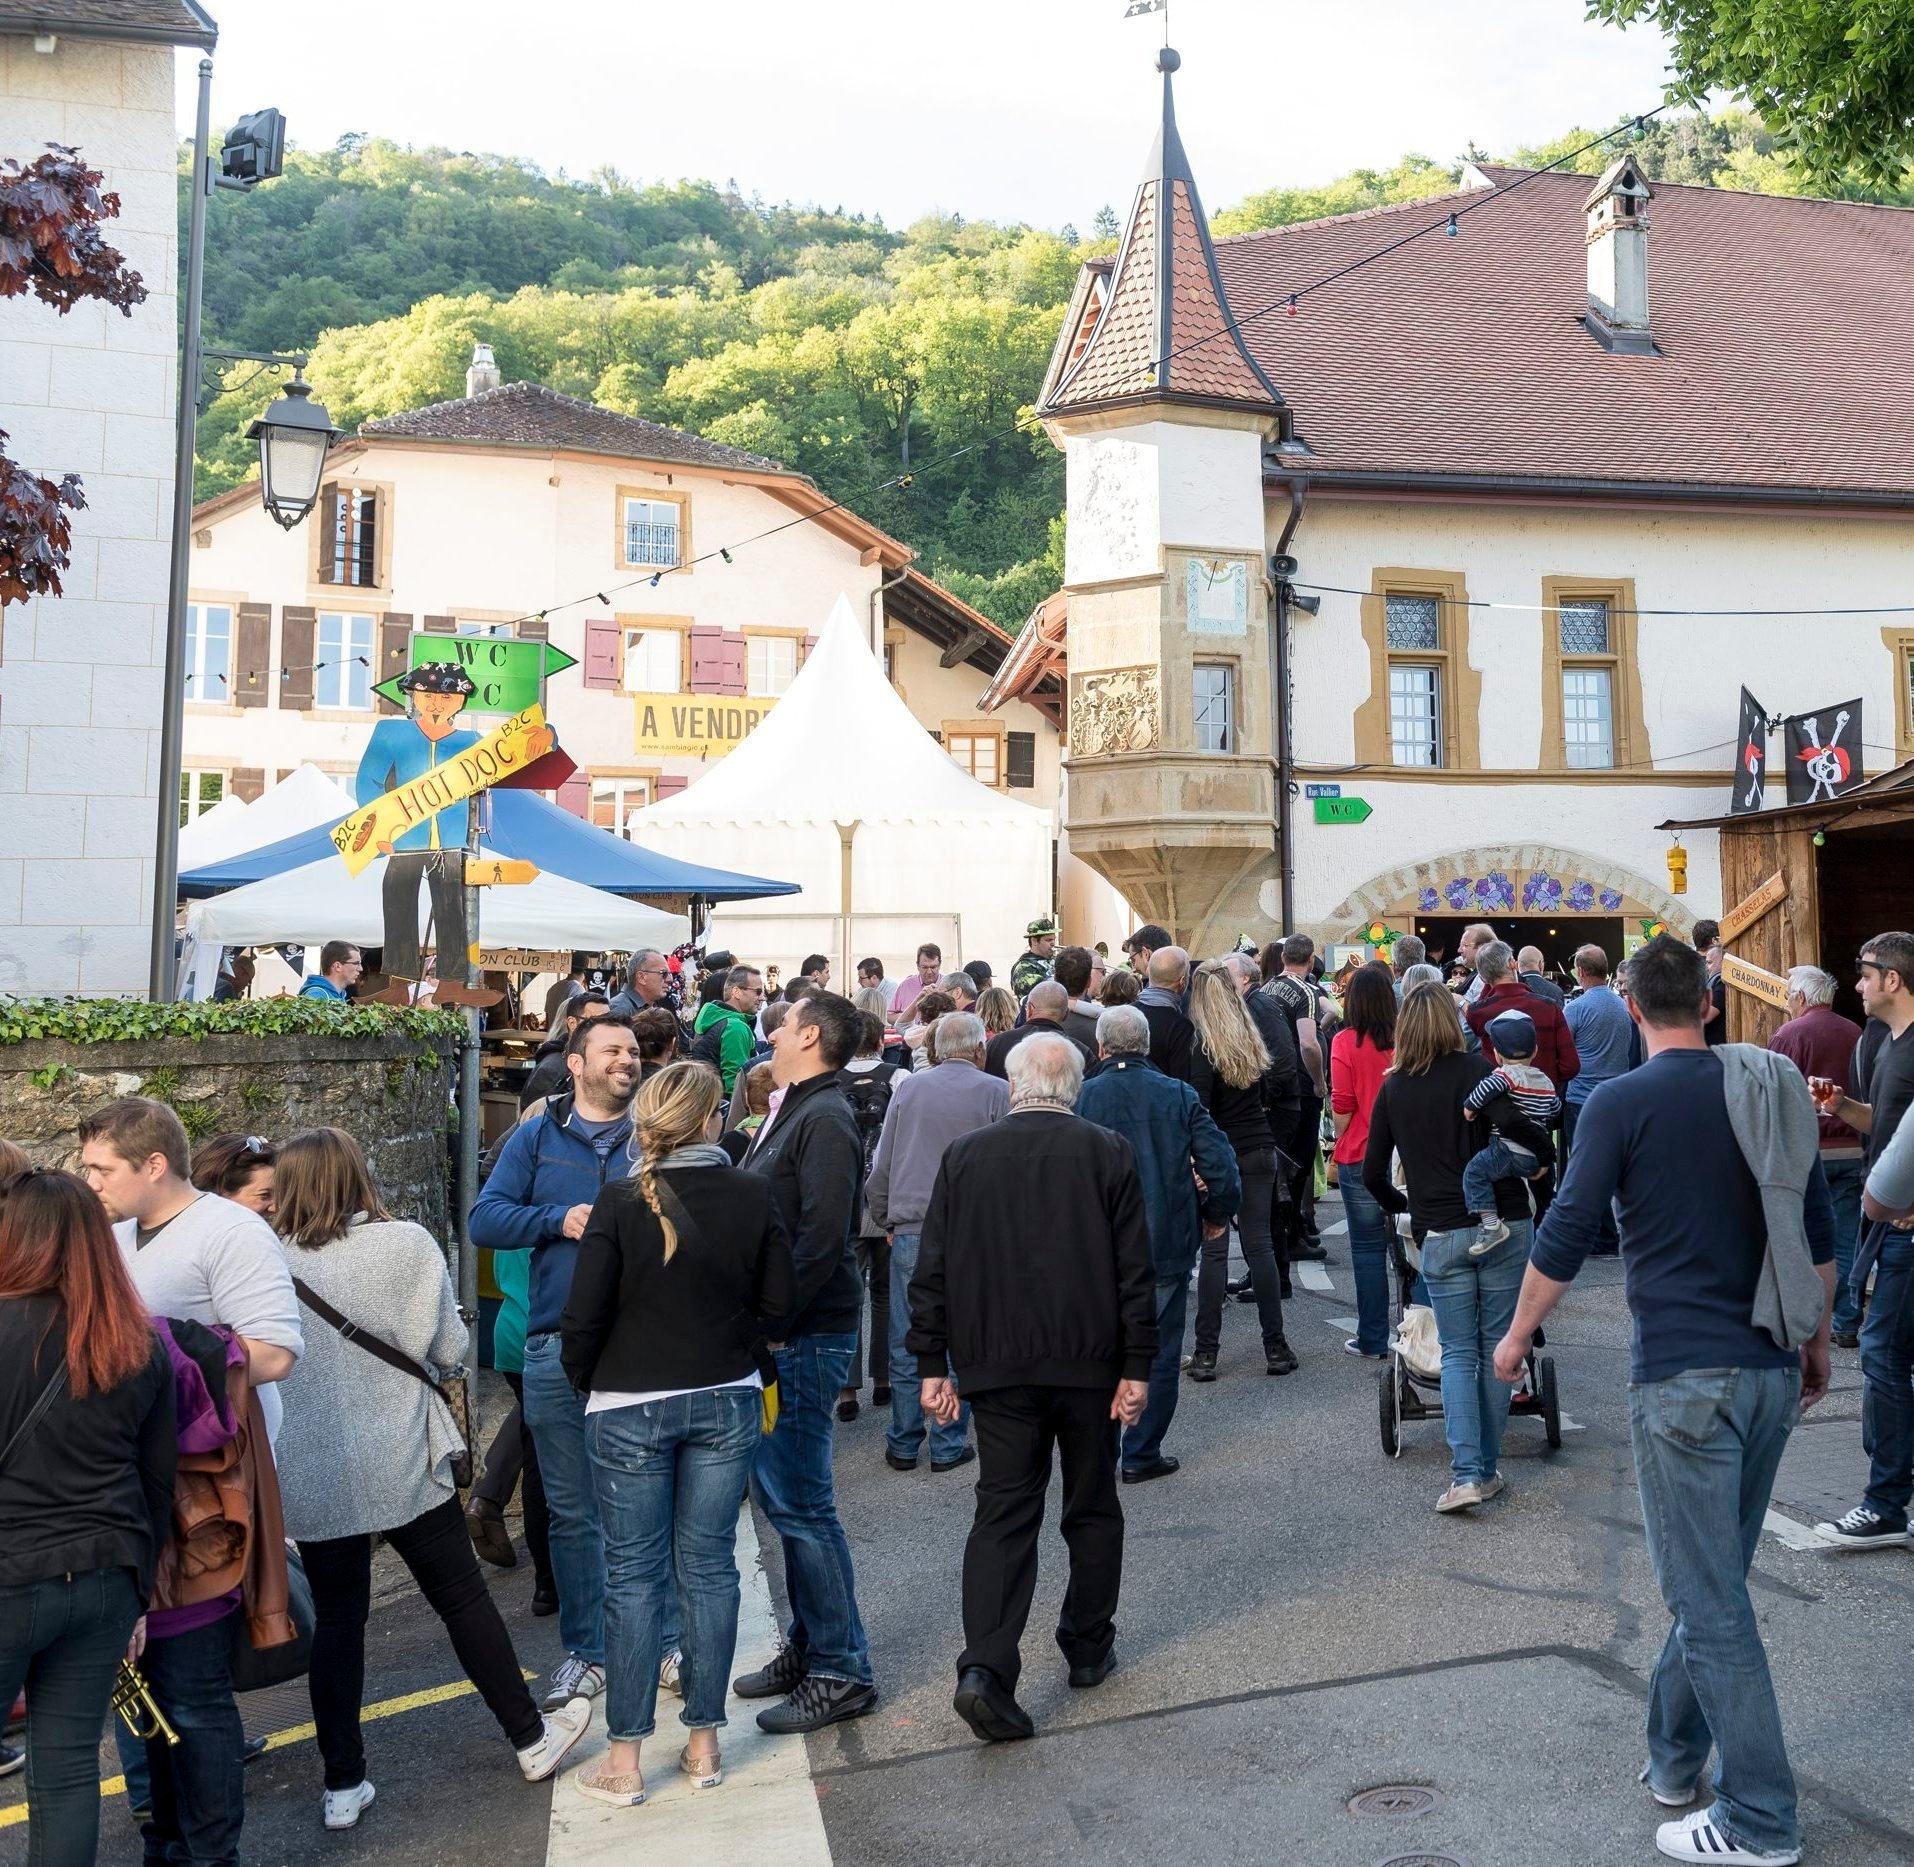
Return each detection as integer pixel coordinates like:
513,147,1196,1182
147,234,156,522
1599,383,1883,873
1809,933,1914,1550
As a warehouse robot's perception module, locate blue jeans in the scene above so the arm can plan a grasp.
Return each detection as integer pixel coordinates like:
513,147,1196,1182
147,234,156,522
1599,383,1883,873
140,1608,244,1867
750,1333,872,1685
0,1566,142,1867
1122,1271,1192,1472
1823,1157,1865,1335
1631,1364,1802,1857
887,1231,970,1464
1340,1176,1392,1355
1859,1225,1914,1521
523,1331,605,1666
1420,1222,1530,1485
1460,1136,1537,1217
588,1385,760,1741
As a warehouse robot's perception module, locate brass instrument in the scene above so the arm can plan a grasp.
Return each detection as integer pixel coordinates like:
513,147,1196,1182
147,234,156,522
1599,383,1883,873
111,1661,179,1747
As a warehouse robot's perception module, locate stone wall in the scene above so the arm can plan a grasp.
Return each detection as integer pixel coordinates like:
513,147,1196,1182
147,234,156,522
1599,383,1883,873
0,1031,458,1241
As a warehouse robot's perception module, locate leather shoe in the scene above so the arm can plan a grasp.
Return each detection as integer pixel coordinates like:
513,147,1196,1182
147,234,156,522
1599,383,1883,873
1831,1330,1860,1349
953,1667,1033,1742
1122,1456,1179,1485
1265,1343,1299,1376
1290,1239,1329,1262
531,1581,558,1617
466,1500,516,1569
1068,1650,1115,1689
884,1450,918,1472
931,1446,977,1474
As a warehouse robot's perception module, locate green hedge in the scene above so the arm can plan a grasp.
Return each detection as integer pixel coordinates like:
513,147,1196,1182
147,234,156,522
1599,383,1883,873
0,998,465,1046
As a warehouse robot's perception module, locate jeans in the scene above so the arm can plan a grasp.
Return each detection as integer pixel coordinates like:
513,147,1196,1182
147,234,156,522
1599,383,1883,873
1631,1364,1802,1857
1823,1157,1866,1335
1563,1100,1617,1252
588,1385,760,1740
299,1495,542,1789
1420,1221,1530,1485
1859,1225,1914,1521
140,1609,244,1867
1460,1135,1537,1217
473,1371,553,1593
1340,1175,1393,1355
750,1332,872,1685
523,1330,606,1664
887,1231,970,1463
1193,1149,1287,1354
1121,1271,1192,1471
0,1566,141,1867
850,1235,891,1388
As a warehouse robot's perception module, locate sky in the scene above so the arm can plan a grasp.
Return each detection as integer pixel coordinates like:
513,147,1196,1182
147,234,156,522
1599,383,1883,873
178,0,1676,230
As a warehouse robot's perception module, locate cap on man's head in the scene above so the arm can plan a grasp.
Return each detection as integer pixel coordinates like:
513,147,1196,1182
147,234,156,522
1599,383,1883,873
1485,1009,1538,1058
396,661,478,697
702,949,736,973
1026,915,1059,940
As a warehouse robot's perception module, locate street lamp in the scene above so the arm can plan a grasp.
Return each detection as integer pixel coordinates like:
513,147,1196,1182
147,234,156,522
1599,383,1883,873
248,373,342,529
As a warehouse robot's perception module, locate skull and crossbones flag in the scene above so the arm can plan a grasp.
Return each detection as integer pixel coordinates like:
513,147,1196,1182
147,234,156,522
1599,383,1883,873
1783,700,1864,805
1731,687,1768,816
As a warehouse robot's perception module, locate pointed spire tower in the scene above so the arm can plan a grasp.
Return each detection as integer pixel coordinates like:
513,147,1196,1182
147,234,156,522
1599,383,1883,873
1035,47,1287,954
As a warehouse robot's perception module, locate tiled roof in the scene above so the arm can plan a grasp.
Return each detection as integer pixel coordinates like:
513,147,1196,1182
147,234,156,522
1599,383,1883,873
0,1,217,44
360,380,787,476
1215,166,1914,497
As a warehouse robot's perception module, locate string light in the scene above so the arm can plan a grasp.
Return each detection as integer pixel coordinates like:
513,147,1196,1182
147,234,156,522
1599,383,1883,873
1286,294,1297,316
594,593,608,605
1292,582,1914,620
1445,212,1458,237
720,549,732,564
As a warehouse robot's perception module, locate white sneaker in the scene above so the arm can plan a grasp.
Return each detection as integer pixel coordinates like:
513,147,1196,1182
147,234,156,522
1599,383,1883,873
517,1696,593,1783
1476,1471,1506,1503
1655,1809,1799,1864
322,1781,376,1830
1640,1761,1701,1808
539,1655,605,1710
659,1650,683,1697
1436,1480,1485,1513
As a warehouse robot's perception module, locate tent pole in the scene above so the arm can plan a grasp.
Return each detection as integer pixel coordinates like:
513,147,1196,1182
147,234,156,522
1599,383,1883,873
836,820,860,995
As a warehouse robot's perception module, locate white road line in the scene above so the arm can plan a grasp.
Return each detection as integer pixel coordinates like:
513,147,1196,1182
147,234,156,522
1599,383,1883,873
546,1507,833,1867
1326,1314,1361,1334
1762,1508,1826,1552
1295,1260,1334,1294
1557,1413,1587,1434
1317,1219,1349,1237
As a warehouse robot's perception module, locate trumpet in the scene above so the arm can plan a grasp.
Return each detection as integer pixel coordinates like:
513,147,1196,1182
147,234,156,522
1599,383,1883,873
111,1660,179,1747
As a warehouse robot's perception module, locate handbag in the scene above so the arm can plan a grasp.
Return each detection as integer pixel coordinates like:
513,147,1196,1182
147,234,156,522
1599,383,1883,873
292,1278,473,1487
228,1547,315,1693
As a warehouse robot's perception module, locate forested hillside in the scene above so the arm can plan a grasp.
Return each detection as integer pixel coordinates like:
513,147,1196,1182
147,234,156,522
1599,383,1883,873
186,113,1908,627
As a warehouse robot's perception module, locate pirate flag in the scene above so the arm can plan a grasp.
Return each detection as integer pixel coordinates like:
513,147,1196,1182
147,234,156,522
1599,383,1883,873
1731,687,1768,816
1784,700,1865,806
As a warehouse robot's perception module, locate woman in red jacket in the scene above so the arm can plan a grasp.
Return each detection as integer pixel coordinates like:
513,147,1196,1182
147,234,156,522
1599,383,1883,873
1330,963,1397,1358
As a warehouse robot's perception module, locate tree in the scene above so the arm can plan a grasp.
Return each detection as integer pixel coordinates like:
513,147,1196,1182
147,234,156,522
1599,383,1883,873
1589,1,1914,184
0,144,147,606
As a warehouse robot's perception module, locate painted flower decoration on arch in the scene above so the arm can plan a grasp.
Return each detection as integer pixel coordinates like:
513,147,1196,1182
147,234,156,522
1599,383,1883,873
1566,881,1596,913
1419,887,1439,914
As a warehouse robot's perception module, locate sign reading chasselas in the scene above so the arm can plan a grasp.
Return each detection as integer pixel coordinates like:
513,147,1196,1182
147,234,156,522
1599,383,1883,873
631,692,777,760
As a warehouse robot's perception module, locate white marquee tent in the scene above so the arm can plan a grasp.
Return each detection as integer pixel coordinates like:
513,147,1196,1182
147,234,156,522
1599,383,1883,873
176,763,358,872
628,594,1052,974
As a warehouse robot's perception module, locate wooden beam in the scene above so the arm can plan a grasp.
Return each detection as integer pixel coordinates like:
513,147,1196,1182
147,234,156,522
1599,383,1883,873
1718,871,1787,945
939,627,989,669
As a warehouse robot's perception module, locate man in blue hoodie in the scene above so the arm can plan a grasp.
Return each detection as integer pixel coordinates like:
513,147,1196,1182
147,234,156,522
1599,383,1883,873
471,1014,640,1711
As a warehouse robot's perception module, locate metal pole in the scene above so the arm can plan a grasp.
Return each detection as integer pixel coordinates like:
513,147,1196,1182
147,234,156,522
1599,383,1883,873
150,58,214,1000
1273,577,1295,933
456,795,482,1324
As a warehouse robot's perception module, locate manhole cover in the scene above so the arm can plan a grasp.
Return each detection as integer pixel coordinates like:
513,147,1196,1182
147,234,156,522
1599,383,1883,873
1349,1785,1441,1818
1373,1855,1468,1867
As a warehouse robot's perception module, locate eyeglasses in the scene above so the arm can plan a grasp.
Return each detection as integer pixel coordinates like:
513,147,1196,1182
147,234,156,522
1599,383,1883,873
1858,959,1884,978
236,1135,274,1162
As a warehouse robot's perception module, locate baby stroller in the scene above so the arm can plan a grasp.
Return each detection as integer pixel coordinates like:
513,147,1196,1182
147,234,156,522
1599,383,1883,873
1377,1228,1561,1456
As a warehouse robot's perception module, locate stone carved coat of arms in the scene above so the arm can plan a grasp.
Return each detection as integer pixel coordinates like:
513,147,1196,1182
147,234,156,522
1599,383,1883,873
1070,667,1160,757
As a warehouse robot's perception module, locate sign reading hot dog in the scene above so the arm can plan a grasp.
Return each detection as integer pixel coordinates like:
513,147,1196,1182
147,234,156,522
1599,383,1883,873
331,703,552,877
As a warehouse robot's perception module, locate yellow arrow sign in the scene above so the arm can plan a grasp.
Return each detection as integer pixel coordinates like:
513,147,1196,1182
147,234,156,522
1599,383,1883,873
466,858,539,887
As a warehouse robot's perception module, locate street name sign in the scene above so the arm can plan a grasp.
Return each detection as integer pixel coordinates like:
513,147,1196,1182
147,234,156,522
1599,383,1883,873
1304,783,1341,799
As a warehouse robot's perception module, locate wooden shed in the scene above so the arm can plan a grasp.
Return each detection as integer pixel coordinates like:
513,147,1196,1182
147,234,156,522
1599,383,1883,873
1660,760,1914,1042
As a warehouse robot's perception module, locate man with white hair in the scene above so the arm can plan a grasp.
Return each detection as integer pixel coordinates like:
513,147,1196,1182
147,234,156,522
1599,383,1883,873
910,1034,1156,1742
867,1010,1007,1471
1770,964,1866,1344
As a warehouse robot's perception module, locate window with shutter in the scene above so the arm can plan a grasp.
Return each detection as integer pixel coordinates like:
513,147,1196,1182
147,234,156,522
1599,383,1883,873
1006,730,1036,788
744,634,795,696
555,773,590,818
234,604,272,708
183,601,232,701
315,613,375,709
719,633,748,698
623,627,683,694
279,607,316,710
655,774,689,799
582,619,621,690
318,484,382,588
688,626,726,693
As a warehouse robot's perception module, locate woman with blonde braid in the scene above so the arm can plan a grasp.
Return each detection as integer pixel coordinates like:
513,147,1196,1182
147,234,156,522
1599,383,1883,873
560,1062,794,1809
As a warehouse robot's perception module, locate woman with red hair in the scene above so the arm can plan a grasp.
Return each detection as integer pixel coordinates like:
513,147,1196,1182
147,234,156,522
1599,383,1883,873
0,1166,176,1864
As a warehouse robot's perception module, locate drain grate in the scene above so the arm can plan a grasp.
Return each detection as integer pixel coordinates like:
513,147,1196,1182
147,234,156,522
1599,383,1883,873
1373,1855,1468,1867
1349,1785,1441,1818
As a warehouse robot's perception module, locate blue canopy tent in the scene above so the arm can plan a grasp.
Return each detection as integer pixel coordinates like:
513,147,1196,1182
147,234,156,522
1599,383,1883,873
178,787,799,912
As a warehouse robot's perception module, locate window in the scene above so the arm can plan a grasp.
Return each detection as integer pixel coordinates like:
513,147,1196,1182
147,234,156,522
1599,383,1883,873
183,601,232,701
455,619,514,638
622,496,681,568
623,626,683,695
1354,574,1479,771
746,634,798,697
1887,630,1914,760
589,778,653,839
1193,663,1234,752
1389,665,1442,767
945,731,1001,787
179,770,226,826
1541,579,1642,771
319,485,379,587
315,612,375,709
1562,666,1614,768
1385,594,1441,652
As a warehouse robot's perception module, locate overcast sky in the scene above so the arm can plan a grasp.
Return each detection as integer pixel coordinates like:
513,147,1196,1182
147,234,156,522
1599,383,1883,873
179,0,1676,230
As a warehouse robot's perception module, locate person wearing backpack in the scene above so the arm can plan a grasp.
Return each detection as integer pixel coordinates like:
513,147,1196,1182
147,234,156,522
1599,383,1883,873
689,966,765,1094
836,1012,904,1423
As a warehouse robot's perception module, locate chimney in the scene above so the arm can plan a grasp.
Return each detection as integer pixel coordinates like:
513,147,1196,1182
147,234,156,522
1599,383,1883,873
465,342,501,397
1582,157,1654,355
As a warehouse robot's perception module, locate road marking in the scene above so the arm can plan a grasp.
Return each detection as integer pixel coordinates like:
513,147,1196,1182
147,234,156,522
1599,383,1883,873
1763,1508,1826,1552
546,1505,832,1866
1295,1261,1334,1293
1557,1413,1587,1434
1326,1314,1361,1334
1317,1219,1349,1238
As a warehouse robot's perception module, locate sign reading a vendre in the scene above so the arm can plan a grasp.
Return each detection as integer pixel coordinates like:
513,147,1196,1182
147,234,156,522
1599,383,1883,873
630,692,778,761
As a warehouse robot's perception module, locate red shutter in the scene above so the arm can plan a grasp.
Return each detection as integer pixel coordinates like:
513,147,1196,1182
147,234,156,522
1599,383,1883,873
582,619,620,690
655,774,688,800
555,773,590,817
719,631,747,698
231,767,265,801
688,625,725,693
801,632,818,665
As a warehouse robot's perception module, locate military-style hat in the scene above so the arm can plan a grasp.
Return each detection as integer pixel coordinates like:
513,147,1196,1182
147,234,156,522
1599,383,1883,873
1026,916,1059,940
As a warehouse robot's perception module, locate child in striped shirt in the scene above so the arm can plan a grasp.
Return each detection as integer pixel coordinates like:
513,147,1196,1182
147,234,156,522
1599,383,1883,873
1462,1010,1560,1254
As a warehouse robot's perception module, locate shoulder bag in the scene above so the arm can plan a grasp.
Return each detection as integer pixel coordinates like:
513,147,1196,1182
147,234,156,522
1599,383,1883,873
0,1363,68,1474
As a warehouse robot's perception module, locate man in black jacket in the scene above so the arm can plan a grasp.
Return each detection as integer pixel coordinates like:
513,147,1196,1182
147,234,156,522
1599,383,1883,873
910,1033,1155,1742
1137,945,1195,1082
733,993,878,1734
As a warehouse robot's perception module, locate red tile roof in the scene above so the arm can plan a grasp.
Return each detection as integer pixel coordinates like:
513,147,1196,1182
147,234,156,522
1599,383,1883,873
1215,166,1914,499
0,1,216,45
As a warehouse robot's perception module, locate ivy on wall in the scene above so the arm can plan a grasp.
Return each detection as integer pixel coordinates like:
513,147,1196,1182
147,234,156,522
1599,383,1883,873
0,999,464,1047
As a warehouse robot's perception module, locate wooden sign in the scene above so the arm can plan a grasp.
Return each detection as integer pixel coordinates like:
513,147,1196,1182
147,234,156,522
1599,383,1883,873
465,857,539,887
477,948,568,972
1718,871,1787,945
1722,954,1789,1010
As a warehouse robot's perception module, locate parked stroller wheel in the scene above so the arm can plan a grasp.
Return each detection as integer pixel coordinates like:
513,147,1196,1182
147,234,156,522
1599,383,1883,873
1539,1355,1562,1450
1378,1361,1401,1457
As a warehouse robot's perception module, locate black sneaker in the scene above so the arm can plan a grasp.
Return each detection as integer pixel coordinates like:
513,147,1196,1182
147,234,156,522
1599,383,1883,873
734,1645,809,1699
1182,1349,1217,1382
1815,1504,1910,1549
0,1741,21,1778
756,1674,878,1734
1830,1331,1860,1349
1264,1343,1299,1376
930,1446,976,1474
1224,1273,1251,1297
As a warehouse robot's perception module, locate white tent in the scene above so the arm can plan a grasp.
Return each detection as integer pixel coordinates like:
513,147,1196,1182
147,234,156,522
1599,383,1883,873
629,594,1052,974
176,764,358,872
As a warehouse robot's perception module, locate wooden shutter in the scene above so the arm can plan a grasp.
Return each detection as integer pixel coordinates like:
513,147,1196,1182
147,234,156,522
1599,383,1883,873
1006,730,1036,789
582,619,620,690
687,625,725,693
234,602,271,708
801,632,818,664
555,772,590,817
719,631,747,698
518,613,547,641
231,767,265,802
316,485,343,583
377,613,412,715
422,614,456,635
655,774,688,800
278,606,315,709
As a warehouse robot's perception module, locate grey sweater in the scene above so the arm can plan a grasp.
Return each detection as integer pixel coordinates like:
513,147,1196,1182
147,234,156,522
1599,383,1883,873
867,1059,1009,1231
1720,1044,1827,1351
274,1218,469,1542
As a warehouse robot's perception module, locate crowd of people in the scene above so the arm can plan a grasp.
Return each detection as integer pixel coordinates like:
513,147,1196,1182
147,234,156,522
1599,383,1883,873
2,911,1911,1867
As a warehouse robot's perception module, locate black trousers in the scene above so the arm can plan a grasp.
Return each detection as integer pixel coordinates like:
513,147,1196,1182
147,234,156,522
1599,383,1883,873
382,848,466,981
960,1385,1123,1694
298,1495,542,1791
472,1371,553,1590
848,1235,891,1388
